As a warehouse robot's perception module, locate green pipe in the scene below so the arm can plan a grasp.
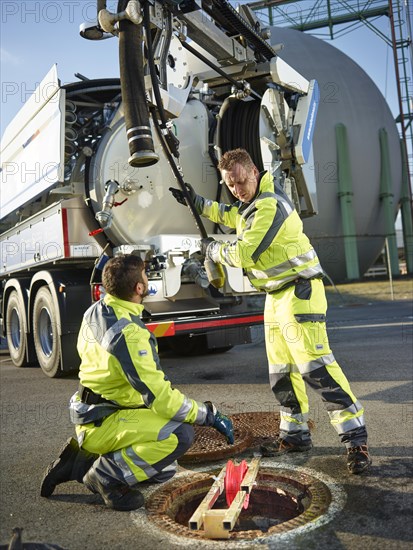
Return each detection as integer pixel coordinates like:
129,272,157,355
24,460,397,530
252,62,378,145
399,139,413,273
379,128,400,275
335,123,360,280
268,6,273,26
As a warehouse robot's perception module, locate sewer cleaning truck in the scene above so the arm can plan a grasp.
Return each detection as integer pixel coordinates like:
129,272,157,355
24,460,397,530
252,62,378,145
0,0,319,377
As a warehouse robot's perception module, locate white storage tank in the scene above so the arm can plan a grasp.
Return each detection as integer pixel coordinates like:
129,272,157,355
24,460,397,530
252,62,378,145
272,27,402,281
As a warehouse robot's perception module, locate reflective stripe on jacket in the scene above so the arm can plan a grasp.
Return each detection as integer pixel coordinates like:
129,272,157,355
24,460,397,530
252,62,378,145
70,294,208,425
198,171,324,292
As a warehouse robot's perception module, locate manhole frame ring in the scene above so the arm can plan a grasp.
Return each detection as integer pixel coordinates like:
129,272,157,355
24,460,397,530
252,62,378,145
144,464,345,542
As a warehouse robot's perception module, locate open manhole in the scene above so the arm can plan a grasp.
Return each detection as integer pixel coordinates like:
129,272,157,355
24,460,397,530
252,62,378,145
146,467,332,541
180,412,314,463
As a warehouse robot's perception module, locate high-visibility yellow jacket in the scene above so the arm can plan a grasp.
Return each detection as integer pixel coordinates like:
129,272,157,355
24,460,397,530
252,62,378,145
196,171,323,292
70,293,209,426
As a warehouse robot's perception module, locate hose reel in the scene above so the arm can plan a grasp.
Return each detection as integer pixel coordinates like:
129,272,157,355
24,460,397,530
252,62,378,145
217,99,264,171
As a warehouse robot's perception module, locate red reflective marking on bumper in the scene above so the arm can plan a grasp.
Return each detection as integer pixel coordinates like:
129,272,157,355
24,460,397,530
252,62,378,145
146,315,263,337
174,315,264,333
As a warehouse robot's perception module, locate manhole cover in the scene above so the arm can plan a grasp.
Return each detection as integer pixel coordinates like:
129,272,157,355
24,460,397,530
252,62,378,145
181,412,314,463
231,412,281,446
179,425,253,463
146,467,334,541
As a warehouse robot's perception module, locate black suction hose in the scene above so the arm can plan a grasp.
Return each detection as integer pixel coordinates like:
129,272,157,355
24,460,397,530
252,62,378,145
151,108,225,288
120,0,224,286
142,0,206,237
118,1,159,166
150,107,208,240
145,11,226,286
143,2,168,129
142,1,180,157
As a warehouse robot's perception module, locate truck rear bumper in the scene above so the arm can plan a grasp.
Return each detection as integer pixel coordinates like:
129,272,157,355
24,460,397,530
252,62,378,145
146,312,264,338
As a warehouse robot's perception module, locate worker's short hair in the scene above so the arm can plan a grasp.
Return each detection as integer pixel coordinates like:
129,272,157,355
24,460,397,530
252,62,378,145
217,148,255,172
102,254,145,301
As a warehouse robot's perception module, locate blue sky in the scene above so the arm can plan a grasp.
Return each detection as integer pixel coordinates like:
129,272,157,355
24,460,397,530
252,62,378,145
0,1,400,139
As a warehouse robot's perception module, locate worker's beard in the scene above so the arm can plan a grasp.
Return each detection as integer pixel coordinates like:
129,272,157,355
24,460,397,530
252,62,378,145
140,282,150,300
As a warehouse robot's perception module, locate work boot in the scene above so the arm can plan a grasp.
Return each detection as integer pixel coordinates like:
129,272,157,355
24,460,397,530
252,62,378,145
40,438,96,497
260,437,313,457
83,467,144,511
347,445,372,474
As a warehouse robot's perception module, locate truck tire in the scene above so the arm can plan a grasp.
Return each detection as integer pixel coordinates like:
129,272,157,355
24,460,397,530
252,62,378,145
6,290,29,367
33,287,62,378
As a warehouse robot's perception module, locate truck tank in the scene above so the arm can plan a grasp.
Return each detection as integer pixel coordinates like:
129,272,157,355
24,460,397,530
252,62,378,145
271,27,403,281
88,98,217,245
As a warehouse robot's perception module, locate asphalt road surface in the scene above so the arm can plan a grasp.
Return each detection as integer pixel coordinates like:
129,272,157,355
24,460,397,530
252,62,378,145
0,299,412,549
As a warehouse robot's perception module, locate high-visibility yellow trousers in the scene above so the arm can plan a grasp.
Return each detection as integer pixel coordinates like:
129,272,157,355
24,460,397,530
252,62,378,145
264,278,367,447
76,408,194,486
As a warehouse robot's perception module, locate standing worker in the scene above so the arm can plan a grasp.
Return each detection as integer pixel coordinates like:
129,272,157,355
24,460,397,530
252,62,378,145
170,148,371,474
40,254,234,510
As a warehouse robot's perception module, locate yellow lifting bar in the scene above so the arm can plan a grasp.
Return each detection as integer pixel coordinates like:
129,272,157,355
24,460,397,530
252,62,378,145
188,457,261,539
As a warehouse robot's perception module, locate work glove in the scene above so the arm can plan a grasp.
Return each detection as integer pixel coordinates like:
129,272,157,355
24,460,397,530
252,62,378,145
200,237,216,258
169,183,197,206
204,401,234,445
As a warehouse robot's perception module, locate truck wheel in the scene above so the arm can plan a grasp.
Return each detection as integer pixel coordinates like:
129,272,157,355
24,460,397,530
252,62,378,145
6,291,29,367
33,287,62,378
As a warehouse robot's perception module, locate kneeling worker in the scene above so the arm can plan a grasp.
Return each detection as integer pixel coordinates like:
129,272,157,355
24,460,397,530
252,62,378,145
40,254,233,511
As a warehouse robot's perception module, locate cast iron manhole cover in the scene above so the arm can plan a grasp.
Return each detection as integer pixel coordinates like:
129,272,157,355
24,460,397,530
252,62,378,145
181,412,314,463
179,424,253,463
231,411,281,445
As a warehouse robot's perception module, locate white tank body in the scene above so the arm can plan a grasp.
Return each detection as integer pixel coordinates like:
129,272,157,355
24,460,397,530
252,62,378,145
89,99,216,245
271,27,402,280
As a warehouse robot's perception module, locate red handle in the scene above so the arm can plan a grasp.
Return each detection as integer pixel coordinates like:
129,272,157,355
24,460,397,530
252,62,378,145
89,228,104,236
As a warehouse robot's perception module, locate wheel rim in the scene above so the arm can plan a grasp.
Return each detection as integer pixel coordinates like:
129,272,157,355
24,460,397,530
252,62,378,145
10,308,21,350
38,306,53,357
